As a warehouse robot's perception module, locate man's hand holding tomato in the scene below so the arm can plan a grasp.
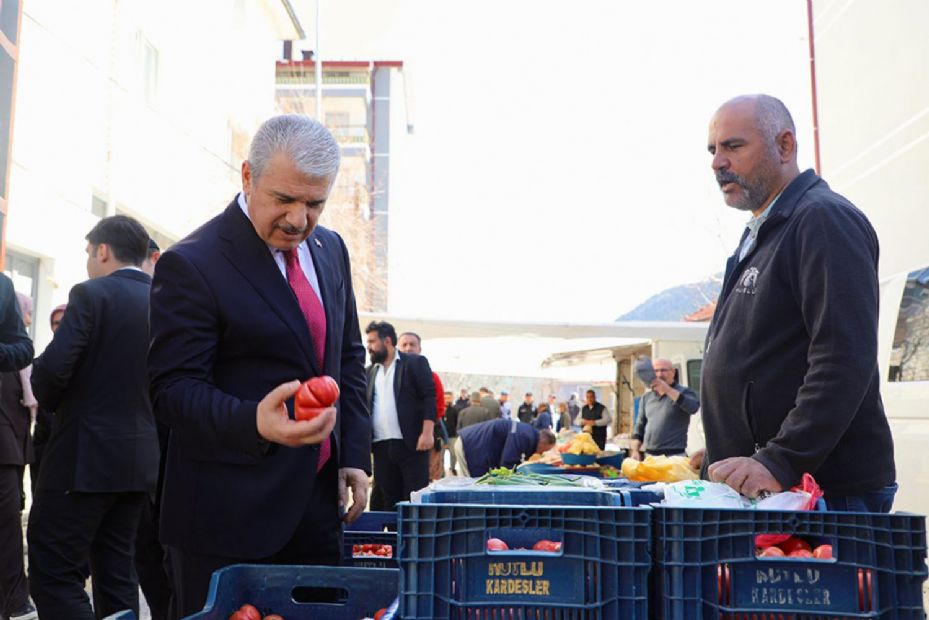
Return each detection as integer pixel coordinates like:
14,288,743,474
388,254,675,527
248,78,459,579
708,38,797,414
256,380,336,448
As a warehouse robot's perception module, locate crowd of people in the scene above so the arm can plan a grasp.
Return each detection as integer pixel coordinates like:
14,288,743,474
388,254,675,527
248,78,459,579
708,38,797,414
0,93,899,620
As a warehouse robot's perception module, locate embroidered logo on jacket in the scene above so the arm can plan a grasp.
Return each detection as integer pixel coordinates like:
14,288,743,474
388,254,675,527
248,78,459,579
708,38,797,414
734,267,759,295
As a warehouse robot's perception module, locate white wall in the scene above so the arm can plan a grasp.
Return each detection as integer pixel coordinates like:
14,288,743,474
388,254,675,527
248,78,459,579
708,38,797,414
7,0,292,350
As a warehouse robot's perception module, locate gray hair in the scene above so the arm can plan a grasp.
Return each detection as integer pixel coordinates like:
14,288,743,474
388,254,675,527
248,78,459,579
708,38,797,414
247,115,341,183
752,94,796,144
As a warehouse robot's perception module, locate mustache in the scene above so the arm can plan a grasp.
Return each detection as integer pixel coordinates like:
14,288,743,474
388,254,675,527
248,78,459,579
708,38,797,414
715,171,745,187
275,223,308,235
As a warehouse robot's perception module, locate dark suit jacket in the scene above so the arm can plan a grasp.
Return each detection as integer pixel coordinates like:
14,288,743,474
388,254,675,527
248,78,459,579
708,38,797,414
0,274,32,374
0,371,33,466
0,273,34,466
31,269,159,493
148,199,370,558
365,352,435,451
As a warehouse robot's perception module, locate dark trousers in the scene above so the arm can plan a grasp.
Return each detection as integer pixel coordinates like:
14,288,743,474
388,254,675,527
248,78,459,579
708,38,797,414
135,500,172,620
644,448,686,457
0,465,29,618
371,439,429,508
27,489,146,620
166,458,343,620
824,483,898,513
590,426,607,451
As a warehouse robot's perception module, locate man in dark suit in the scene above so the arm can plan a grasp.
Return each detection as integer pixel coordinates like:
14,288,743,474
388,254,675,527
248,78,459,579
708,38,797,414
28,215,159,620
148,115,370,618
0,275,34,620
365,321,435,508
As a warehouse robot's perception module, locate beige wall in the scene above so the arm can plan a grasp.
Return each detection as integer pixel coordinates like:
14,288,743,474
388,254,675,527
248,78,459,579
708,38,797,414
813,0,929,277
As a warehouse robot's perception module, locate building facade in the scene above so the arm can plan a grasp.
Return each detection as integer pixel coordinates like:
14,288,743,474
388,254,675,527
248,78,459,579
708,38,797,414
3,0,303,347
276,57,403,312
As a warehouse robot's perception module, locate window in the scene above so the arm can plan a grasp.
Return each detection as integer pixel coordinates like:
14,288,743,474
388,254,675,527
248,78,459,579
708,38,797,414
686,359,702,397
888,267,929,382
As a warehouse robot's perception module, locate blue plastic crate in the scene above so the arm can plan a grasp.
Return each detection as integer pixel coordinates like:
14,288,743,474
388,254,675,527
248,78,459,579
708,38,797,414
418,486,622,506
183,565,399,619
398,501,652,619
601,478,663,507
347,510,397,532
344,529,398,569
653,506,928,619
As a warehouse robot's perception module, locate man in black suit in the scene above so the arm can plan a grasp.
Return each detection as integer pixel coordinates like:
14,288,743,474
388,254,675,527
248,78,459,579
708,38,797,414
148,115,370,618
365,321,435,508
0,275,34,620
28,215,159,620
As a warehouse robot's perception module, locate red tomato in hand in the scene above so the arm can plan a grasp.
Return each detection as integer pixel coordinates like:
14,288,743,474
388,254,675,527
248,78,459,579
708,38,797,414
306,376,340,406
788,549,814,558
531,539,562,552
486,538,509,551
757,546,785,557
295,405,326,422
778,537,812,555
295,382,324,408
812,544,833,560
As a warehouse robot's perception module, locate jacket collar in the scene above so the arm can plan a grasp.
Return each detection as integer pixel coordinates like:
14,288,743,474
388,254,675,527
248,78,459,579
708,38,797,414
760,169,820,225
216,199,321,375
106,268,152,285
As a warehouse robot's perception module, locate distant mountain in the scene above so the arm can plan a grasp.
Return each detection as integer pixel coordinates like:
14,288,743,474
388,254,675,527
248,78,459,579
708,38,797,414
617,275,722,321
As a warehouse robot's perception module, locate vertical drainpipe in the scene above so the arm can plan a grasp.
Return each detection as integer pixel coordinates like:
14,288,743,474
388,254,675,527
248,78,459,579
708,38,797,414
807,0,822,175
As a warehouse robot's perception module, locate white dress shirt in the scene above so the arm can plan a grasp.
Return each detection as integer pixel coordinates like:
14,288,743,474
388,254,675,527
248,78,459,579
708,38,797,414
372,358,404,442
237,192,324,305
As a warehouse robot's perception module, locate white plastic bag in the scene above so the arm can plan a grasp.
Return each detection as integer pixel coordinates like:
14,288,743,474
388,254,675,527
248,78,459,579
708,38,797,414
662,479,747,509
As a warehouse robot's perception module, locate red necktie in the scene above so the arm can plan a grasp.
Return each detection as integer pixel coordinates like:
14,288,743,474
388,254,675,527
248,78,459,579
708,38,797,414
284,247,330,471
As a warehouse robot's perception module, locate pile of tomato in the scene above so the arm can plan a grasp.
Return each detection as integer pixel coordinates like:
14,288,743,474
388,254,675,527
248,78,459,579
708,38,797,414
229,602,389,620
486,538,562,553
352,543,393,558
227,603,282,620
756,536,832,559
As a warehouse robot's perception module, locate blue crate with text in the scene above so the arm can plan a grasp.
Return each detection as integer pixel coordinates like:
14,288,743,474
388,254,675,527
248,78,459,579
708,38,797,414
653,505,927,619
397,501,651,619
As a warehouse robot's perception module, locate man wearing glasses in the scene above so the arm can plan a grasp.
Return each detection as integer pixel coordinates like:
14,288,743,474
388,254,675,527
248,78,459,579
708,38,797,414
630,359,699,460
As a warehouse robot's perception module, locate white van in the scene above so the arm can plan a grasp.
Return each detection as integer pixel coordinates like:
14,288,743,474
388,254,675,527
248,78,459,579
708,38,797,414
877,264,929,517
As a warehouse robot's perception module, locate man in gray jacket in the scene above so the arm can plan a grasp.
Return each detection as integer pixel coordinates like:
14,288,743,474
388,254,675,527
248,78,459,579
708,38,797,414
630,359,699,459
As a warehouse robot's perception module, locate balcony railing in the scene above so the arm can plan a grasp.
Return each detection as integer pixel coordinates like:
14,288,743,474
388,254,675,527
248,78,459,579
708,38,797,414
276,73,369,86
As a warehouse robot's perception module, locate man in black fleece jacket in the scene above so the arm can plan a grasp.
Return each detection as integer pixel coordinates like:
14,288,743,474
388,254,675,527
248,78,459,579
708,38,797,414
701,94,896,511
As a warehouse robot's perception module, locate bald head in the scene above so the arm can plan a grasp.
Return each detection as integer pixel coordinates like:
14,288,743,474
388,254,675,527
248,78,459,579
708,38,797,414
653,358,674,382
720,94,796,145
708,94,800,215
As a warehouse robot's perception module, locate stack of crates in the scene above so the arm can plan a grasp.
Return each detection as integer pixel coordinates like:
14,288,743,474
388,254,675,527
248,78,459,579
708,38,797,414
652,504,928,619
397,484,653,619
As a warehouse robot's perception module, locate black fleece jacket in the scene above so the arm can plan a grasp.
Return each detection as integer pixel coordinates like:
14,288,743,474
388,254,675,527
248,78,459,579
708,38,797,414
701,169,895,496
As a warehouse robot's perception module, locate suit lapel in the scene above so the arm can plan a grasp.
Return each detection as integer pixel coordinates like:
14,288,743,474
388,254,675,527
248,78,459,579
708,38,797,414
393,352,405,400
217,201,319,374
366,365,377,406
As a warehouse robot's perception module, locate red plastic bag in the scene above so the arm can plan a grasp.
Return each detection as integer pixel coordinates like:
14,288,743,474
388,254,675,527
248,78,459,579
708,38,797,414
755,473,823,548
